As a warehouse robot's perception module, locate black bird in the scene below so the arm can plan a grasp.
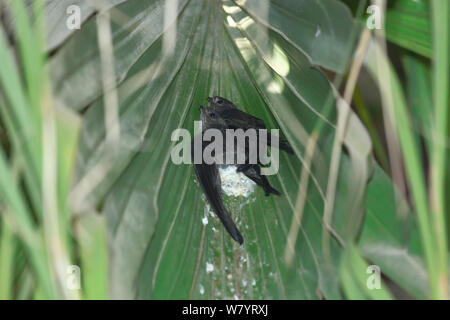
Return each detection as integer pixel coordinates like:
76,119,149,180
192,96,294,244
206,96,294,155
201,99,285,195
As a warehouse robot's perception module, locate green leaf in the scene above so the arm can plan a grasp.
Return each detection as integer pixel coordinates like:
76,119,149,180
0,2,83,299
42,0,130,51
385,0,432,57
78,213,109,299
429,0,449,298
402,54,432,143
49,0,193,112
3,0,129,52
359,165,428,299
49,0,359,112
365,38,439,298
0,220,15,299
0,24,42,214
51,0,370,299
340,244,393,300
229,0,359,73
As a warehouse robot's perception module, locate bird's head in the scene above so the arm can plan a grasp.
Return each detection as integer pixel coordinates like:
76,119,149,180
199,105,227,128
207,96,236,108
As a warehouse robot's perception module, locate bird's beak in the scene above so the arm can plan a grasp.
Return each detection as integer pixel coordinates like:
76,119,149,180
199,105,204,111
207,97,212,103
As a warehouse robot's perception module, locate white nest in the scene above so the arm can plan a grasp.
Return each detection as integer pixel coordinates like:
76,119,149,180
218,166,255,198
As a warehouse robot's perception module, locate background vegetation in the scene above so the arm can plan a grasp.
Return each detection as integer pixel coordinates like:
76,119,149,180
0,0,448,299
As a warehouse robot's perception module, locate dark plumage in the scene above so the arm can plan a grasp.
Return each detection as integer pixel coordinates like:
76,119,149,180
205,97,294,155
191,134,244,244
192,96,294,244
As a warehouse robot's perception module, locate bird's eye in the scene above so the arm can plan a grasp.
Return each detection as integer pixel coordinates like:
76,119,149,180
209,112,216,118
216,98,224,104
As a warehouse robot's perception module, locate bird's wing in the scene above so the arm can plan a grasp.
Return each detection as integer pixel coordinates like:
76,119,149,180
218,108,266,130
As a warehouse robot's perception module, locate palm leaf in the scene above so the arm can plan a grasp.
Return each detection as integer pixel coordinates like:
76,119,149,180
49,0,374,299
